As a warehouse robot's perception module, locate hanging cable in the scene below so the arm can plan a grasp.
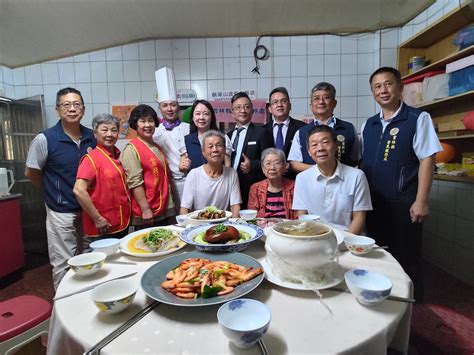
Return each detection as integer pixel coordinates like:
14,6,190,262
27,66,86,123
251,36,270,75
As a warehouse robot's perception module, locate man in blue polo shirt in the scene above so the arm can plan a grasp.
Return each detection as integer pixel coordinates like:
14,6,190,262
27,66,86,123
361,67,441,301
26,87,96,289
288,82,359,174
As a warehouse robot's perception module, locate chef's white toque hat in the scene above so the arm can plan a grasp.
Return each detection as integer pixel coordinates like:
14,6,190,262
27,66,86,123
155,67,177,102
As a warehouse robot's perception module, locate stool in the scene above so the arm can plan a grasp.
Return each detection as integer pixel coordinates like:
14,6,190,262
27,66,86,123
0,295,52,355
411,304,474,355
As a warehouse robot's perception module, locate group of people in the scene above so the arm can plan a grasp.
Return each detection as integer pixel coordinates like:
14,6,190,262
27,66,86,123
26,66,441,301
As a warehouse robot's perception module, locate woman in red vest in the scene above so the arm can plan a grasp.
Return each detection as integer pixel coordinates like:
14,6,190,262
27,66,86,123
74,114,131,241
119,105,175,228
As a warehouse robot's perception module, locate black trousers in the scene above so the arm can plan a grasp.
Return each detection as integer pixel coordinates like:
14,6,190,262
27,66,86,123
366,200,424,302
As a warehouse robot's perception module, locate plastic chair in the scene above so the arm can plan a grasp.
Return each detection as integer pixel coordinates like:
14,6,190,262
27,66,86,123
0,295,52,355
411,303,474,355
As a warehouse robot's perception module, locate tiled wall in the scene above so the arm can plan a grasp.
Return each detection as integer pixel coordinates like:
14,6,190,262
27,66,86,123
405,0,474,286
2,32,392,130
424,180,474,285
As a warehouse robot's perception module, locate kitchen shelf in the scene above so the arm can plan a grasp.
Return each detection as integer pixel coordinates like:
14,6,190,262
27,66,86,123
434,174,474,184
437,131,474,140
415,90,474,111
402,45,474,80
397,1,474,77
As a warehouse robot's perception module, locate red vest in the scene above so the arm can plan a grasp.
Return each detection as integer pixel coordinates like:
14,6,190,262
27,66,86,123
129,138,171,218
80,145,131,236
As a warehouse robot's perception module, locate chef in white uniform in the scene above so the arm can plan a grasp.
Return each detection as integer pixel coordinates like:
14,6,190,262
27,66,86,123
152,67,191,209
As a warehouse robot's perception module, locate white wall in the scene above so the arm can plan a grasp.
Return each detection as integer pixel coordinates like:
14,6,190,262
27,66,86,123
2,32,386,131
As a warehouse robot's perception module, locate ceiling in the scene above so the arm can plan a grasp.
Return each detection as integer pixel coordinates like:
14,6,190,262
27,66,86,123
0,0,434,68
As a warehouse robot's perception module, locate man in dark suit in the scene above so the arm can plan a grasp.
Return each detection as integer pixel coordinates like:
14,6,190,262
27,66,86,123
262,87,306,179
228,92,265,209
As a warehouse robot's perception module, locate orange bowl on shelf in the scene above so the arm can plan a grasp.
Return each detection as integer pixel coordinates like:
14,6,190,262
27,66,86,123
435,142,455,163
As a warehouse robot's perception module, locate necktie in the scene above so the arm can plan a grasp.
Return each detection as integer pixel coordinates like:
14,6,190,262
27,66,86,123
232,127,244,167
275,123,284,150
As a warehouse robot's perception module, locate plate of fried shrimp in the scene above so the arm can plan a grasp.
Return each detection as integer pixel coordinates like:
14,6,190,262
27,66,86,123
141,251,265,306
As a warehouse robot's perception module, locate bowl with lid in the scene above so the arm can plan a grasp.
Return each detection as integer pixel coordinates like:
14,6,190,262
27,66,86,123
267,220,338,269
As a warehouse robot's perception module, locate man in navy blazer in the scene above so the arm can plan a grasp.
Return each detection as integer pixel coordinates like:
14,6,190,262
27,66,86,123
227,92,265,208
261,87,306,179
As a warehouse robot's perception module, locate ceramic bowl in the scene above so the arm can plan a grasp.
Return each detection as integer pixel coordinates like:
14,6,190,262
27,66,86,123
91,278,138,314
268,220,338,269
180,222,263,252
90,238,120,257
343,235,376,255
175,214,189,227
239,209,258,221
344,269,392,306
217,299,271,349
298,214,321,222
67,252,106,276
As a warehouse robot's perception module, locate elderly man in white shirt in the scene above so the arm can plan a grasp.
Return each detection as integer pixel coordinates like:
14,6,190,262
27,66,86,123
293,125,372,235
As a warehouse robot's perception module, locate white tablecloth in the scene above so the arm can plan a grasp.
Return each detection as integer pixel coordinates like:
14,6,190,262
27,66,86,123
47,236,413,355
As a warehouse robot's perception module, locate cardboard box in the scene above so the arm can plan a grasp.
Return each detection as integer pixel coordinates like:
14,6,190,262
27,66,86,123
438,120,467,132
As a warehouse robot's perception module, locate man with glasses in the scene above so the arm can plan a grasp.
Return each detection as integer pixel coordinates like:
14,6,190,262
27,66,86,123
25,87,96,289
227,92,265,208
288,82,359,174
293,125,372,234
262,87,305,179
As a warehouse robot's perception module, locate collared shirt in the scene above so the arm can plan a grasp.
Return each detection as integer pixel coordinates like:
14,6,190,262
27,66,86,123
288,116,359,162
272,117,290,145
231,123,250,170
360,102,442,160
292,162,372,231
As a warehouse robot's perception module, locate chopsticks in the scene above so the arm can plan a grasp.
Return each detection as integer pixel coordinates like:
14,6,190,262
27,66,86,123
327,287,416,304
53,272,137,301
84,301,160,355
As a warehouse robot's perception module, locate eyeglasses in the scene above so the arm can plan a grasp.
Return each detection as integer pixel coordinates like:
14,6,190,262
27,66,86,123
263,161,283,168
232,105,252,112
58,102,84,110
270,99,289,106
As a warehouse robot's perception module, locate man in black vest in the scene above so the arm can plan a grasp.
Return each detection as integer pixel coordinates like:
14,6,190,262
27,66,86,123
288,82,359,174
361,67,441,301
227,92,265,208
261,87,305,179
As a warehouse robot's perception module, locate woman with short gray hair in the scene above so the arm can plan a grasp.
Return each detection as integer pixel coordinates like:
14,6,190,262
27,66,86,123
74,113,131,242
248,148,297,219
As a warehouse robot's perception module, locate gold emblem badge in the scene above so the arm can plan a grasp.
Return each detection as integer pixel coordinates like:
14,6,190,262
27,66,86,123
390,127,399,136
337,135,345,142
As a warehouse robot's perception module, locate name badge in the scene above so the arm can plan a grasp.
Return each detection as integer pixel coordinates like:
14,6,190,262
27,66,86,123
248,141,257,145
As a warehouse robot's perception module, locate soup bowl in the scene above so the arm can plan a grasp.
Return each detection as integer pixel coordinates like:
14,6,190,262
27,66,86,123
267,220,338,269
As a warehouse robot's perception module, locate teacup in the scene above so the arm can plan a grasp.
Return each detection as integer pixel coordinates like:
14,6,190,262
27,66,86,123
217,299,271,349
175,214,189,227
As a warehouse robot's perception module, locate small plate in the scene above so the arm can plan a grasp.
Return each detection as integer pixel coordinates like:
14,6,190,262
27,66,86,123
120,226,186,258
141,251,265,306
186,210,232,224
261,258,344,291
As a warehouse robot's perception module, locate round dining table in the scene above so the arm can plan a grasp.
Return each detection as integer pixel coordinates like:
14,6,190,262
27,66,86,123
47,227,413,355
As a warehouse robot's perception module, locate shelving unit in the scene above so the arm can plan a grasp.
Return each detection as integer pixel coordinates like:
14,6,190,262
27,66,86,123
397,1,474,183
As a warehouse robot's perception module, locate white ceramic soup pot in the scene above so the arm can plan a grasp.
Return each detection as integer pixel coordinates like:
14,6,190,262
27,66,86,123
268,220,338,269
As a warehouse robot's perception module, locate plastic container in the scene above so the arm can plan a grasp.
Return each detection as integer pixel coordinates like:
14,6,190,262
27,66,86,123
448,66,474,96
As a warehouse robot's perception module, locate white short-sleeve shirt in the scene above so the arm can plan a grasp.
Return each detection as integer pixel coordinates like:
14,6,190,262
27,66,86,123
180,166,242,211
292,162,372,231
